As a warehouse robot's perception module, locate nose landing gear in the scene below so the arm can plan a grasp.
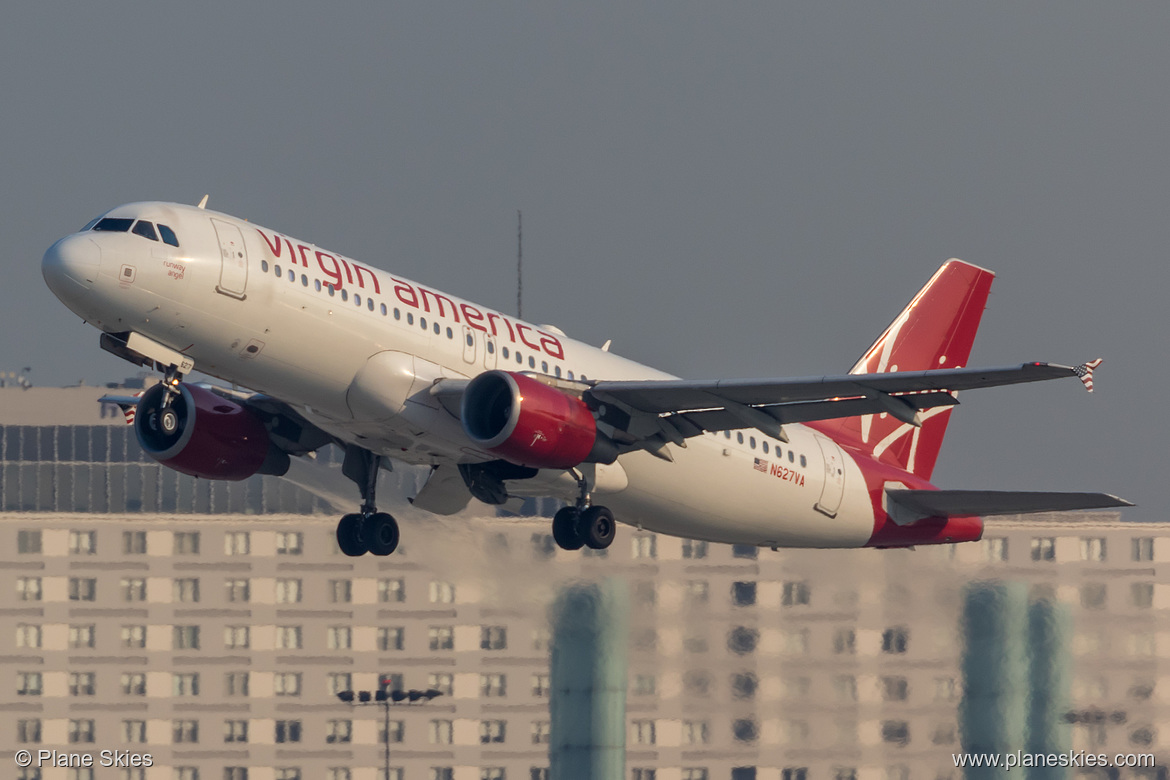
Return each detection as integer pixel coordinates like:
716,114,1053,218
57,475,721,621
335,447,400,557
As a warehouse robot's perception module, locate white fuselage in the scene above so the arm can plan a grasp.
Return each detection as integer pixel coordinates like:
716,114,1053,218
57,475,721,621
45,201,877,547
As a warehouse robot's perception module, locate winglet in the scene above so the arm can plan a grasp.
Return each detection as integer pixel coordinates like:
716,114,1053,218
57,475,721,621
1072,358,1104,393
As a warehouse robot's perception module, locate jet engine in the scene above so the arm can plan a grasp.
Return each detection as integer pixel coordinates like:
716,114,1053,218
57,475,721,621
134,382,289,480
461,371,615,469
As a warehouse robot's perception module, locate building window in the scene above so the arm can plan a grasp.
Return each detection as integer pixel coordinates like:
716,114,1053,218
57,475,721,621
480,720,507,743
632,535,657,559
1132,582,1154,608
632,771,657,780
882,627,909,654
532,626,550,651
1080,537,1107,562
481,626,507,650
328,626,352,650
122,719,146,743
782,581,810,606
173,626,200,650
684,670,712,697
120,673,146,696
480,673,507,697
429,580,456,604
122,531,146,554
275,720,302,743
223,769,246,780
731,580,756,606
1081,583,1107,609
17,718,41,743
174,578,200,603
122,625,145,648
69,672,96,696
329,579,352,603
225,579,250,603
274,673,302,697
732,544,758,559
732,718,759,743
881,676,909,701
225,531,250,555
69,719,96,743
276,532,303,555
633,674,656,695
1133,537,1155,562
835,675,857,702
431,770,454,780
1031,537,1056,562
326,719,352,744
380,578,405,602
934,676,957,702
17,529,42,554
225,626,250,649
121,577,146,602
16,624,42,648
378,627,404,651
684,720,710,745
731,673,758,700
428,626,454,651
69,530,97,555
682,539,708,559
531,673,550,697
17,671,43,696
173,673,200,696
17,577,42,601
328,673,352,695
381,719,405,744
686,580,709,605
429,719,454,744
428,673,453,696
276,579,302,603
173,532,200,555
225,672,249,697
881,720,910,746
532,720,551,744
728,626,760,655
983,536,1008,561
69,577,97,601
782,771,807,780
224,719,248,743
172,720,199,743
833,627,856,654
632,720,657,745
682,771,709,780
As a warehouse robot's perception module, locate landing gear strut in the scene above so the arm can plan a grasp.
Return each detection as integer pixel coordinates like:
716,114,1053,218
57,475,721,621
551,469,617,551
336,446,400,557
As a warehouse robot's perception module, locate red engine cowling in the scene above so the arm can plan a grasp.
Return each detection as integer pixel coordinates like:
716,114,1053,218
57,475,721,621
461,371,599,469
134,382,287,480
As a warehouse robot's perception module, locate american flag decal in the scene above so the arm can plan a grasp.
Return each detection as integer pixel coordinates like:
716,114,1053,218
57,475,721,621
753,458,769,473
1073,358,1103,393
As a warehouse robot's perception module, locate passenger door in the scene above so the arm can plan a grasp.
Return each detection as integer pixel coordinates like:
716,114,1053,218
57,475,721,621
212,219,248,300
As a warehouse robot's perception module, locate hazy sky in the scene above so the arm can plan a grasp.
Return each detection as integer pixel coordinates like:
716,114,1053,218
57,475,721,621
1,4,1161,518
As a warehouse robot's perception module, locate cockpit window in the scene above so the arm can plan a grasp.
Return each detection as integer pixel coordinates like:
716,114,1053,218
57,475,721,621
157,224,179,247
81,217,101,231
131,221,159,241
93,217,134,233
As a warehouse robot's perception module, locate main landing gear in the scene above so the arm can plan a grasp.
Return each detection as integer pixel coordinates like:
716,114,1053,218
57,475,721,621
551,470,617,551
336,447,400,557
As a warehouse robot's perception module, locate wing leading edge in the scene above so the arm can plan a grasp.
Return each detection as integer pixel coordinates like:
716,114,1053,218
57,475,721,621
887,489,1134,522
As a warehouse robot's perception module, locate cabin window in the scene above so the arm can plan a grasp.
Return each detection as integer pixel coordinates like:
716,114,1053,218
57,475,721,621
354,294,362,307
466,334,474,347
131,220,158,241
158,224,180,247
487,342,495,354
542,361,549,373
434,322,440,335
788,451,794,463
420,317,427,330
315,280,322,292
302,275,309,287
394,308,400,320
327,284,335,297
288,269,295,282
529,356,536,368
555,366,562,378
736,432,744,444
762,442,769,454
516,352,523,364
568,370,574,380
261,261,269,273
407,313,414,325
368,298,375,311
749,436,756,449
93,217,133,232
381,303,387,315
341,289,348,302
502,347,509,359
447,327,454,339
275,264,282,277
800,455,807,467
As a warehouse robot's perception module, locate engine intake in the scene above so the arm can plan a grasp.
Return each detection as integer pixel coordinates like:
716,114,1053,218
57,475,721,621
135,382,289,480
462,371,611,469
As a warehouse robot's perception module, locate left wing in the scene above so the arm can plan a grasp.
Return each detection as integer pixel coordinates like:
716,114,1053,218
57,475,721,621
586,361,1102,453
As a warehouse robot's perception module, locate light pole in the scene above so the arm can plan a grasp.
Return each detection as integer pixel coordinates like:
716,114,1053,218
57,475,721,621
337,681,443,780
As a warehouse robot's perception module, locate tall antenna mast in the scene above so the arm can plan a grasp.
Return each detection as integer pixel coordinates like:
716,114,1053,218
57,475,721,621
517,209,523,319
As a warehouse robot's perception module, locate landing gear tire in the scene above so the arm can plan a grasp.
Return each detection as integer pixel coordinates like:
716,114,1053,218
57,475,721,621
336,513,368,557
579,505,616,550
158,407,179,435
552,507,584,551
365,512,400,556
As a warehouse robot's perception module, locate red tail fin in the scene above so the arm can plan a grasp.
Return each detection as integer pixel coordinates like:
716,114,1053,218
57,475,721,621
813,259,995,480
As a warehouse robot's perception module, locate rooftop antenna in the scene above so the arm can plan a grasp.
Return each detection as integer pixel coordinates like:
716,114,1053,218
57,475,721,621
517,209,523,320
197,194,209,210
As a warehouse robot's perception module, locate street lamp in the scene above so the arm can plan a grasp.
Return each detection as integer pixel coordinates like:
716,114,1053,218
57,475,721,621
337,680,444,780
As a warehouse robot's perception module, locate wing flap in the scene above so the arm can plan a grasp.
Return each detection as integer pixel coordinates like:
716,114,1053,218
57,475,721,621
887,489,1134,519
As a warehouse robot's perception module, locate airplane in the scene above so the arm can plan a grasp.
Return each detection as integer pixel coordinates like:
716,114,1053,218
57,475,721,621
41,199,1131,556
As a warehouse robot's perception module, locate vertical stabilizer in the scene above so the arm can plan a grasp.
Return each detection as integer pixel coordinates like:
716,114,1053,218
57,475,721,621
812,259,995,480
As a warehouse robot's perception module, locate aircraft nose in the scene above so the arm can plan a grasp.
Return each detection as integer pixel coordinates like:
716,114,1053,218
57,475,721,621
43,234,102,296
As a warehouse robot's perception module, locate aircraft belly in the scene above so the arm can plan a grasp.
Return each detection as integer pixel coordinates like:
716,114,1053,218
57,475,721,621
608,430,874,548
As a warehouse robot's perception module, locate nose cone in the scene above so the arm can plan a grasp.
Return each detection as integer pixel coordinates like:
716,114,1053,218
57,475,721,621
43,234,101,302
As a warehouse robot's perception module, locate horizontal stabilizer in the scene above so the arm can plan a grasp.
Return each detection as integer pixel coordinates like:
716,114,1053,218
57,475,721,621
887,489,1133,520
